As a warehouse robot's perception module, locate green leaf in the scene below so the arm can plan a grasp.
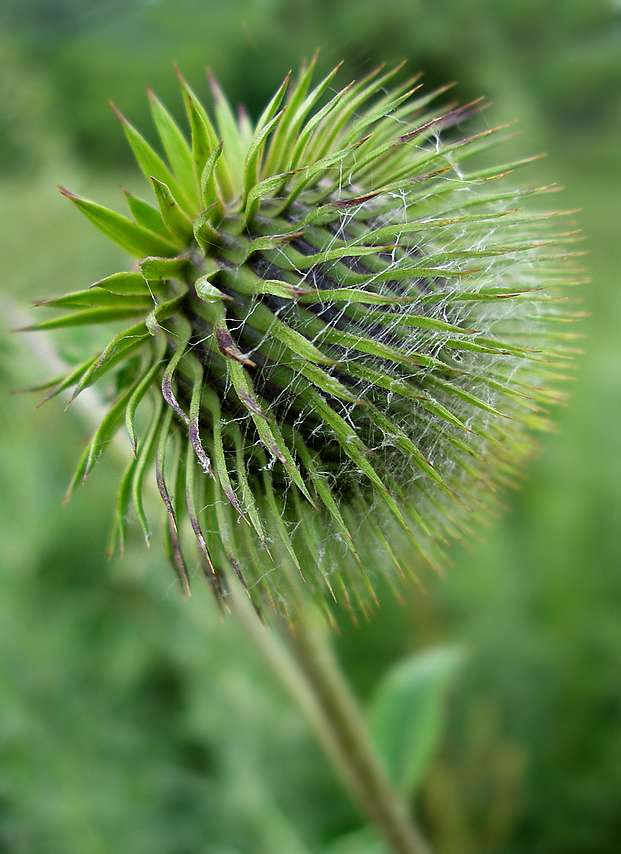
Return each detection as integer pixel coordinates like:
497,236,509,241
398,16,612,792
194,274,229,303
236,105,254,151
200,141,225,209
156,405,191,595
282,242,399,271
268,61,343,174
202,387,247,520
187,359,213,477
160,318,193,422
322,826,387,854
132,395,165,546
263,54,318,175
363,400,449,491
125,339,166,454
20,305,147,331
283,137,368,208
33,355,99,405
296,287,410,306
243,108,284,204
58,187,178,257
120,186,171,239
151,177,195,243
244,167,302,225
184,434,216,570
176,66,219,148
83,383,136,480
368,646,464,797
112,104,195,214
71,322,150,400
139,255,190,281
233,428,269,547
147,89,198,207
92,271,152,296
209,71,247,186
34,288,152,310
309,63,409,163
144,293,186,335
254,71,290,139
266,314,336,366
289,78,356,168
108,450,137,558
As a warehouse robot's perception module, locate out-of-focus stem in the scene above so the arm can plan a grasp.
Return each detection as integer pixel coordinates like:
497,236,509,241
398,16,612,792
228,576,432,854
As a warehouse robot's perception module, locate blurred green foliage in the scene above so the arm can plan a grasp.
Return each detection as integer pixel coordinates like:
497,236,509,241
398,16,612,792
1,0,621,852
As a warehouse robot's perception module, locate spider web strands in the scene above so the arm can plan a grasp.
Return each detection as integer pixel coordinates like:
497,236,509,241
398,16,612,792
189,288,363,409
246,210,556,272
186,294,318,506
287,305,459,373
289,484,356,613
339,82,452,154
233,428,271,551
297,63,416,166
217,280,528,442
200,384,249,524
189,298,456,584
198,468,280,611
352,116,506,190
278,123,507,212
293,434,364,573
272,178,560,233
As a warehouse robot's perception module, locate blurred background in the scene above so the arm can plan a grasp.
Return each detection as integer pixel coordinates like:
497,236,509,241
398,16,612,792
1,1,620,852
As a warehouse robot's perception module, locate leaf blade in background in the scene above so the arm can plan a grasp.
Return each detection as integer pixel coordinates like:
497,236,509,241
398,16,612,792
367,645,465,797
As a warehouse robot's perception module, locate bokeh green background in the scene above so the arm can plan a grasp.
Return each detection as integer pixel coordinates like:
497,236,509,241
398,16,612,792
1,1,621,852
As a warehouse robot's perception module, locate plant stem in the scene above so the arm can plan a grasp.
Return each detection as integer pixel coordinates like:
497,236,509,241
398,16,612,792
228,577,432,854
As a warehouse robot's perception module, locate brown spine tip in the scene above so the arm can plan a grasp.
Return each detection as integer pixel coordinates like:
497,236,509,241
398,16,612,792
206,68,220,99
57,185,79,199
109,101,126,123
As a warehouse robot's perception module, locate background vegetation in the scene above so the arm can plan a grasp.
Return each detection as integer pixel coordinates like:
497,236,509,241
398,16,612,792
1,1,620,852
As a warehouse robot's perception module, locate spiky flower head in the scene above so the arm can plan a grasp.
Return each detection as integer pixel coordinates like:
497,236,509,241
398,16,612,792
30,58,580,615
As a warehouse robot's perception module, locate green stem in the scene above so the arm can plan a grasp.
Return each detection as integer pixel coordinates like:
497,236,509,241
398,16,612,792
228,577,432,854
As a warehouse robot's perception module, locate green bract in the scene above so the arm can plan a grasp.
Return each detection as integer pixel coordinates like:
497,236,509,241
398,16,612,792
30,59,581,615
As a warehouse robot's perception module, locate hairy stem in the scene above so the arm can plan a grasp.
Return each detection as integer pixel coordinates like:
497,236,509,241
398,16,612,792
228,575,432,854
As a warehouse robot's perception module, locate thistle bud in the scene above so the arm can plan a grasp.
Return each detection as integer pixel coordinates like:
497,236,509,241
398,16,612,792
29,59,580,614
